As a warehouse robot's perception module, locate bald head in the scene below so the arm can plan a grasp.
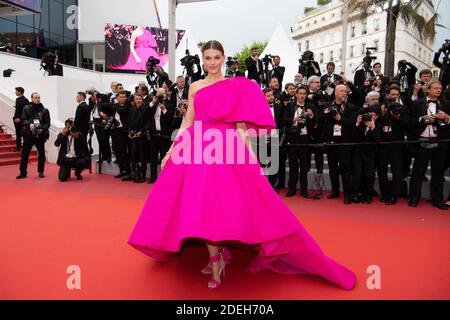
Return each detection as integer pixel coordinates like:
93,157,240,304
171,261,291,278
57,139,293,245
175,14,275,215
334,84,348,102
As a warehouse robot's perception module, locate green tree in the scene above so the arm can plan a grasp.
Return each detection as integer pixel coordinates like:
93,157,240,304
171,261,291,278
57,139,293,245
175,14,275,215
234,41,268,73
348,0,442,77
197,41,206,50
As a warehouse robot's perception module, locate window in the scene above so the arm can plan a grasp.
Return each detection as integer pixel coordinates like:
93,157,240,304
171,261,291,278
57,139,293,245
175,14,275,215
320,53,324,63
361,43,366,55
373,40,379,52
329,50,334,62
418,47,422,58
374,18,380,31
305,40,310,51
339,48,342,59
350,45,355,58
306,23,310,28
351,26,356,38
298,42,302,52
322,17,325,22
314,20,317,24
362,22,367,35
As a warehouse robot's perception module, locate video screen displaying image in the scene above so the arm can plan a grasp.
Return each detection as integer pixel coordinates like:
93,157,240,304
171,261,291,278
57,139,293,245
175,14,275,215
105,24,185,73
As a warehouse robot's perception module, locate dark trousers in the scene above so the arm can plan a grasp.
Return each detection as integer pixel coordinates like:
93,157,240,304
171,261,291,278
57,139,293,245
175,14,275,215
326,145,352,197
94,122,112,161
59,157,86,181
14,121,23,150
19,136,46,174
149,134,170,180
313,147,324,173
111,129,130,174
129,137,146,180
377,145,403,199
409,146,447,202
287,137,310,192
277,146,288,188
352,147,376,197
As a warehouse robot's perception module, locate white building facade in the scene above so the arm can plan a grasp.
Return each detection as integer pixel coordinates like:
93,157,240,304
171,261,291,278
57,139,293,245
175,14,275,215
290,0,435,78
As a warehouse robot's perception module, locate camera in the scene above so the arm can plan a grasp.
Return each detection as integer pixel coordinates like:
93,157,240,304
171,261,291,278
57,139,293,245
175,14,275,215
324,105,339,118
40,52,57,72
180,49,200,72
262,54,273,65
299,50,314,65
387,102,404,115
361,113,373,123
103,116,119,131
442,39,450,53
146,56,160,74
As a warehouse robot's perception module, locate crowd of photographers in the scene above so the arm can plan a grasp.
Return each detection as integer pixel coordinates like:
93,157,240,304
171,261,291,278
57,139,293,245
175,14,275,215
12,40,450,210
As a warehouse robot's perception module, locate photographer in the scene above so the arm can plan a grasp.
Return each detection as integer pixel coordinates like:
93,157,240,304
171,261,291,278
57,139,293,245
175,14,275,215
137,85,151,105
74,92,90,138
245,47,264,84
373,62,388,93
377,91,409,205
55,119,89,182
148,88,174,183
155,66,170,89
352,104,382,204
284,86,316,198
226,59,245,78
394,60,417,97
294,73,305,87
408,80,450,210
298,50,321,79
127,94,151,183
268,77,282,100
279,83,296,107
91,93,112,164
40,52,56,76
320,62,342,96
12,87,29,151
17,92,51,179
54,56,64,76
322,85,358,204
112,91,132,180
410,69,433,102
433,40,450,91
170,76,189,107
180,50,202,85
354,56,375,89
171,99,188,131
270,55,286,89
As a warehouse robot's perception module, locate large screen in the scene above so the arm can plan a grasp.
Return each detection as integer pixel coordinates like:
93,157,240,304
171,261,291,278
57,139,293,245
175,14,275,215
105,24,185,73
2,0,41,13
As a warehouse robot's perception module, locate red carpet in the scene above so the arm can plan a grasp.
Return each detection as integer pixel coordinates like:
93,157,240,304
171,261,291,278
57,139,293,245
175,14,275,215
0,163,449,300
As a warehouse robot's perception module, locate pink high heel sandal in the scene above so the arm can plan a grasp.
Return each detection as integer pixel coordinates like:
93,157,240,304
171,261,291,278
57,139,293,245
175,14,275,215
201,247,231,274
207,253,226,289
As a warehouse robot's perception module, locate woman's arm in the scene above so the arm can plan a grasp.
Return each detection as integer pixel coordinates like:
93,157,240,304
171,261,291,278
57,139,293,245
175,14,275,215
129,31,141,63
236,122,257,159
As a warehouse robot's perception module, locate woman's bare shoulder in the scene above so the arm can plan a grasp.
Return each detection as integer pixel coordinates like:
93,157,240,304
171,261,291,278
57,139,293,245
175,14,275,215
189,79,206,95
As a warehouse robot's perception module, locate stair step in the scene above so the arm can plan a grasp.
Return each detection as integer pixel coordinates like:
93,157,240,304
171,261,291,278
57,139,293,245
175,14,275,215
0,133,13,139
0,140,16,146
0,151,36,159
0,145,16,152
0,156,37,167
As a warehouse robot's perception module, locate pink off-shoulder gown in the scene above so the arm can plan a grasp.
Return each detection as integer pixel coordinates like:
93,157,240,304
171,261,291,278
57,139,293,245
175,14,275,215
128,77,356,290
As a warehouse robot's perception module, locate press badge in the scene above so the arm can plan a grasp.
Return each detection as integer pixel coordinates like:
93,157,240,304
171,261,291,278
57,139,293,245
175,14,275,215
383,126,391,133
333,125,342,136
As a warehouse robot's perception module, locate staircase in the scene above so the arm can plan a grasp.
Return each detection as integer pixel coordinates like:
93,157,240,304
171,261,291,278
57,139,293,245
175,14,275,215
0,126,37,166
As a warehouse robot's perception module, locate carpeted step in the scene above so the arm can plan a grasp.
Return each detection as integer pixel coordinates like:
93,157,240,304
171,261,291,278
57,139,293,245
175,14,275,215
0,155,37,166
0,144,16,152
0,133,13,140
0,150,36,159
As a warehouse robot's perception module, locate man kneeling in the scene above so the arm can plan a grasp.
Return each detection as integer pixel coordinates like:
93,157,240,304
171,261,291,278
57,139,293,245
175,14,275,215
55,118,89,182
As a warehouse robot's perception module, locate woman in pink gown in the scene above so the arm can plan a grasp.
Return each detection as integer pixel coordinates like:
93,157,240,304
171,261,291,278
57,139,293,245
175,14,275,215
118,26,162,72
128,40,357,290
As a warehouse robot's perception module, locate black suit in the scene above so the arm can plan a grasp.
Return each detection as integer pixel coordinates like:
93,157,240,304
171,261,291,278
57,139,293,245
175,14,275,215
170,86,189,107
354,68,375,89
298,61,321,79
148,102,173,181
128,105,151,182
54,132,89,181
53,64,63,76
321,101,358,199
377,109,409,199
408,98,450,203
284,102,316,193
13,95,29,150
19,103,51,175
270,65,286,88
245,56,263,84
74,102,90,137
156,71,169,88
111,103,131,175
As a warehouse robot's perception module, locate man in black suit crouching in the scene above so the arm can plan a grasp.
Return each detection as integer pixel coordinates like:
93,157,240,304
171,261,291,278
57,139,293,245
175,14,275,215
55,119,89,182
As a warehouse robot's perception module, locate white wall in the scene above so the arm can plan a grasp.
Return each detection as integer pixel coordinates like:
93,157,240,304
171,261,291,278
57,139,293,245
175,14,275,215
78,0,159,43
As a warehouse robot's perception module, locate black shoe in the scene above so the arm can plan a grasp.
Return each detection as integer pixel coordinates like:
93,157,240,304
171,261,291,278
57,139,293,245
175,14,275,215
76,175,83,180
432,201,448,210
16,173,27,179
106,158,112,164
300,191,313,199
351,195,360,204
312,192,323,200
344,197,352,205
38,172,45,178
134,178,146,184
148,179,157,184
380,197,386,203
365,196,373,204
121,175,132,181
285,189,296,197
327,193,339,199
385,197,397,205
115,172,126,179
408,200,419,207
